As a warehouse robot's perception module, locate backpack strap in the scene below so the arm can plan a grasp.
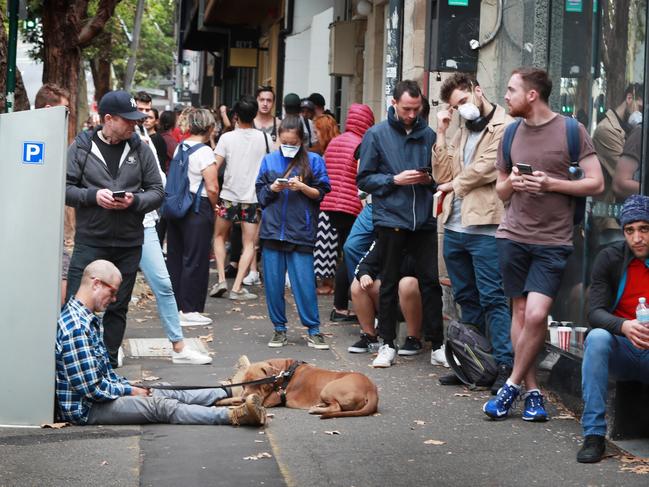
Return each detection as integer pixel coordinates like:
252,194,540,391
181,142,207,214
502,119,522,173
263,131,270,154
565,116,581,164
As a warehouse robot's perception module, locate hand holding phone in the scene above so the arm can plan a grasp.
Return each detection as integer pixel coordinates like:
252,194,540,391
112,190,126,199
416,167,432,174
275,178,289,184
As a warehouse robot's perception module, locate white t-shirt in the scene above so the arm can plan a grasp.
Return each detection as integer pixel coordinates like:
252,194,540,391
172,140,216,197
214,128,271,203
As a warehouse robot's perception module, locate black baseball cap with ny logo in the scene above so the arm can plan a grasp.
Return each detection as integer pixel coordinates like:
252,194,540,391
98,90,147,120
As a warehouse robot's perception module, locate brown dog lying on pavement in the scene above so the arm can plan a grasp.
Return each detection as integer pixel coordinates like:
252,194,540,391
223,357,379,419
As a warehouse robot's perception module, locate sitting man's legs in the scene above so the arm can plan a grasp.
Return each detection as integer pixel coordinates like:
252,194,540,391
348,278,380,353
87,388,266,426
578,328,649,462
397,276,423,356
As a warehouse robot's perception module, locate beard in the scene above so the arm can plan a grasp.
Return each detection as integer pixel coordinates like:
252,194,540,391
508,103,531,119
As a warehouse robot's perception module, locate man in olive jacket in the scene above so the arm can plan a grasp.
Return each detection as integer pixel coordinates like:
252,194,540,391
432,73,514,394
578,194,649,463
65,90,164,367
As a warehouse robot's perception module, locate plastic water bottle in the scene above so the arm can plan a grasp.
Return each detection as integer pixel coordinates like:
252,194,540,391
636,297,649,327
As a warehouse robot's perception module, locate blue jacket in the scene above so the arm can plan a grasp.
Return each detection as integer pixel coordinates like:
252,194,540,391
256,150,331,247
357,106,437,231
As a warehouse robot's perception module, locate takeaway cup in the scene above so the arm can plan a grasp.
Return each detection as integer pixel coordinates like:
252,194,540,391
557,326,572,351
549,322,560,346
574,327,588,348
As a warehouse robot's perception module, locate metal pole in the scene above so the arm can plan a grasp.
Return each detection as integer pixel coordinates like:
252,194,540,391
5,0,19,113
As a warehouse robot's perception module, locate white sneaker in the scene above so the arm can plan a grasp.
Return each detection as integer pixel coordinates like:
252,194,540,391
179,311,213,326
242,270,262,286
117,346,124,368
172,348,213,365
430,344,450,368
538,351,561,371
372,344,396,368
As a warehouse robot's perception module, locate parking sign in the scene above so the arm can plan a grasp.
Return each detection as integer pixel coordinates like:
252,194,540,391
22,141,45,164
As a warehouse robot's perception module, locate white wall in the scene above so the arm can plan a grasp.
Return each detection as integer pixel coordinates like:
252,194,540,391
283,0,335,109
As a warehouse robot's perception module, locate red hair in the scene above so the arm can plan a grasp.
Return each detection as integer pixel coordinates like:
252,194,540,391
313,114,340,152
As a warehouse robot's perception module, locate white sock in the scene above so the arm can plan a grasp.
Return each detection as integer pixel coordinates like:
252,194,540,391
505,379,521,390
526,388,541,395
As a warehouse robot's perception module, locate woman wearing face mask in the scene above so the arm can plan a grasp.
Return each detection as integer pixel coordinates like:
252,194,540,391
255,115,332,349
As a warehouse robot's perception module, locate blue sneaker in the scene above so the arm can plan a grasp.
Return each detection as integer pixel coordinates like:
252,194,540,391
483,383,519,420
522,390,549,422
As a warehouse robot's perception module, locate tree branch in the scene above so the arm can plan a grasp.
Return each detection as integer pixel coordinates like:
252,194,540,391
78,0,122,48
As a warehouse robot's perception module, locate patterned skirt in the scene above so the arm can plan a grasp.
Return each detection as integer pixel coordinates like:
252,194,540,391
313,211,338,279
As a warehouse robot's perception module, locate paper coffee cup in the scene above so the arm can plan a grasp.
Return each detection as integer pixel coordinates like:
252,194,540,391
574,327,588,348
557,326,572,351
549,322,559,346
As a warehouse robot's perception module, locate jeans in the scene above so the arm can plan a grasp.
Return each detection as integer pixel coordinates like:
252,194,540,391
166,198,214,312
343,204,374,283
581,328,649,436
375,226,443,346
66,243,142,367
262,247,320,334
140,226,183,343
443,229,513,367
86,388,230,425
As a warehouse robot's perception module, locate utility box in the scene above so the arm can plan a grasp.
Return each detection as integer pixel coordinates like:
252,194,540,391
0,107,67,426
424,0,481,72
329,21,356,76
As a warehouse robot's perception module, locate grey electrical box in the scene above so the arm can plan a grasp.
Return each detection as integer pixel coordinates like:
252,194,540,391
329,21,356,76
0,107,67,426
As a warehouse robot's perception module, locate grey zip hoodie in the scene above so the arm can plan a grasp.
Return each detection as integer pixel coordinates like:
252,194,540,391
65,127,163,247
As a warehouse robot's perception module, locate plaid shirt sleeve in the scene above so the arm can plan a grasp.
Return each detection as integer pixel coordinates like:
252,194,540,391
59,326,132,402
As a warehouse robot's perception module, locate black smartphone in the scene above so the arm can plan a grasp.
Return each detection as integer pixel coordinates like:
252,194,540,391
112,190,126,199
416,167,432,174
515,163,534,175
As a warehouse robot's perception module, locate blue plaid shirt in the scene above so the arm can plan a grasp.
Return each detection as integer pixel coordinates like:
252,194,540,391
55,298,132,424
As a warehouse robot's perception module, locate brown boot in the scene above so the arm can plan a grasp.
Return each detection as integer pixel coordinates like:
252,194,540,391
229,394,266,426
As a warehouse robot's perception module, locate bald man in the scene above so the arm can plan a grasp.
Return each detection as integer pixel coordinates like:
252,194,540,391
55,260,265,427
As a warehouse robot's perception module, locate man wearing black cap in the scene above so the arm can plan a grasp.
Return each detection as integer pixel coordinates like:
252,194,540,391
65,90,164,367
300,98,318,148
283,93,311,147
577,194,649,463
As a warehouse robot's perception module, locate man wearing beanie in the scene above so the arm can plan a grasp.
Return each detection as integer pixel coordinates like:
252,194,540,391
577,194,649,463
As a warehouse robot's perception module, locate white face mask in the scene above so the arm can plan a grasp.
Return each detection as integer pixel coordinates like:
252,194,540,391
280,144,300,158
628,111,643,127
458,102,481,121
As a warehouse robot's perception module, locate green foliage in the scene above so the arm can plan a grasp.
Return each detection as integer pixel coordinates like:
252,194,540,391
18,0,175,89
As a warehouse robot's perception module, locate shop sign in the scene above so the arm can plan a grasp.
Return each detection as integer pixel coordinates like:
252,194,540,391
448,0,469,5
566,0,583,13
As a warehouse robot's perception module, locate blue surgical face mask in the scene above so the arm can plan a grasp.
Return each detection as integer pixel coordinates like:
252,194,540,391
280,144,300,158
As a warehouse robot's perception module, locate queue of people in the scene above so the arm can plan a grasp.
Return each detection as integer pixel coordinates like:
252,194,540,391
53,68,649,466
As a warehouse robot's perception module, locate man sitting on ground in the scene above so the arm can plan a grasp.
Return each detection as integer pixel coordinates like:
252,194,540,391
56,259,266,427
348,240,423,358
577,194,649,463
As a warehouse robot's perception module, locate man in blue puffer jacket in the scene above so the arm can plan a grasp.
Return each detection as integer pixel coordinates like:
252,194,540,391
357,80,443,367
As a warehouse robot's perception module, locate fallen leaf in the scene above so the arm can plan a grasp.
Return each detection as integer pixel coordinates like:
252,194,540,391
232,327,242,331
142,375,161,381
243,452,273,460
553,414,574,420
247,315,265,320
231,307,242,312
454,393,470,397
424,439,446,445
135,318,147,323
324,430,341,435
101,461,109,465
199,334,213,343
413,420,426,425
254,440,264,443
41,422,69,429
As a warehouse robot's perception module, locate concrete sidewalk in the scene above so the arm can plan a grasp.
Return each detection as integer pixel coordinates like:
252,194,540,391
1,272,648,487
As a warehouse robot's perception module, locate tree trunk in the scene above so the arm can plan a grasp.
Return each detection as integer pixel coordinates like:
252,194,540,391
123,0,146,91
0,7,30,112
601,0,630,107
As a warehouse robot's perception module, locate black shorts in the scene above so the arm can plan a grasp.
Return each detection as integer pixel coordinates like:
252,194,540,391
496,238,573,299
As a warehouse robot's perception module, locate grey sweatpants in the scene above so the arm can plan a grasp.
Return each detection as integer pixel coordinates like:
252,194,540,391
86,388,231,425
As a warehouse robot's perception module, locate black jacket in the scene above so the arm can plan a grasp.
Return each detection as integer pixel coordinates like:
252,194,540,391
65,127,164,247
588,240,636,335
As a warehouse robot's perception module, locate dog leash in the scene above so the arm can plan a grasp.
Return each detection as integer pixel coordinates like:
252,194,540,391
146,367,301,391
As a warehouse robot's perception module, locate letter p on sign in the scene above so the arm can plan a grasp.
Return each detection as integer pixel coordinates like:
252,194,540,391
22,142,45,164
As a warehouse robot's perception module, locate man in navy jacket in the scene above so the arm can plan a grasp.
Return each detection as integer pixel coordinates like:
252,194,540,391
357,80,443,367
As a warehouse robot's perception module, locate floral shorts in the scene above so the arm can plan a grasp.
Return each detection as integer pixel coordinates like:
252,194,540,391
216,199,260,224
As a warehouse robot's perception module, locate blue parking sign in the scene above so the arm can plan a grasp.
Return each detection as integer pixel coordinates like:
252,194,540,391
22,142,45,164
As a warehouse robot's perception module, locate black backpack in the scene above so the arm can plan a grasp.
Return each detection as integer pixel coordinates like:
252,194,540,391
501,116,584,225
444,320,498,389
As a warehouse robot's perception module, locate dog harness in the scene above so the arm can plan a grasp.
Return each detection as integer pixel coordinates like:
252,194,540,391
273,361,306,406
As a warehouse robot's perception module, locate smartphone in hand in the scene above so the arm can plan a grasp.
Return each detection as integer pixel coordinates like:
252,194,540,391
515,163,534,176
112,190,127,199
416,167,432,175
275,178,289,184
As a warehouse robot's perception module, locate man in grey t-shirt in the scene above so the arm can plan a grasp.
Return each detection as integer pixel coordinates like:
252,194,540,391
433,73,514,394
